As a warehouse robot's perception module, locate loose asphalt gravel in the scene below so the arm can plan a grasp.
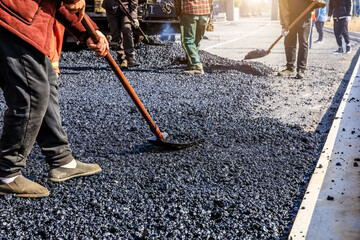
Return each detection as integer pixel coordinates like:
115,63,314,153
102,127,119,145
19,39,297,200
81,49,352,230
0,40,358,239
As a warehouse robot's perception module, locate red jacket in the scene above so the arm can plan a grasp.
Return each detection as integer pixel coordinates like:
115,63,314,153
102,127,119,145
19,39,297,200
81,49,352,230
0,0,98,57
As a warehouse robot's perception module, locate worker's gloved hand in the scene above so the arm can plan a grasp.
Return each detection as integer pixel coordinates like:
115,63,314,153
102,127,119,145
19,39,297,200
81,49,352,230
64,0,86,21
327,16,331,22
346,16,351,22
86,30,109,57
282,29,289,37
133,19,140,29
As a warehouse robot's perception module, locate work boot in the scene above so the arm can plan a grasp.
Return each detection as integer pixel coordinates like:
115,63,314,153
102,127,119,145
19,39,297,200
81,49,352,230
127,58,139,68
295,70,305,79
278,68,295,77
48,160,101,182
119,60,128,69
333,46,344,54
346,44,351,54
184,64,204,75
0,176,50,198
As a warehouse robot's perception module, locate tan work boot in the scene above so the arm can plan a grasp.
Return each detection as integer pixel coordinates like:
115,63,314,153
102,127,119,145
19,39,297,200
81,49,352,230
0,176,50,198
184,64,204,75
278,68,295,77
48,160,101,182
127,58,139,68
119,60,128,69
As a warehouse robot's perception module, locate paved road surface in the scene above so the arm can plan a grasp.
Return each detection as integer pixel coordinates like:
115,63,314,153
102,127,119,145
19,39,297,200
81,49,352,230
199,16,360,240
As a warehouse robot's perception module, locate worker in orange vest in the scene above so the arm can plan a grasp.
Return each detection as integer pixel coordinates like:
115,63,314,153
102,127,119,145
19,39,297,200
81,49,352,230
49,20,66,77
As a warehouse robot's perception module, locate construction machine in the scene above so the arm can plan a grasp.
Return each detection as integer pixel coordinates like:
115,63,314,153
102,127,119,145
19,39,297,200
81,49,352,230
64,0,180,46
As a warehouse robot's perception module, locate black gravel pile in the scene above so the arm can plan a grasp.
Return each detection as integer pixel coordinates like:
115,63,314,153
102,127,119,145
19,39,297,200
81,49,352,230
135,42,274,76
0,43,321,239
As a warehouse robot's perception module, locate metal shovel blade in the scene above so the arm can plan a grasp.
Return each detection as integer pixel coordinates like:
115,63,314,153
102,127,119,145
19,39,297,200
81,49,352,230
141,35,165,46
244,49,269,60
147,132,204,150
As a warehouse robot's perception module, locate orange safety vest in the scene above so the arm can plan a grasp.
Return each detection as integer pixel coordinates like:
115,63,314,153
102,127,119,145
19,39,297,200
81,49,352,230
49,20,65,75
311,10,316,21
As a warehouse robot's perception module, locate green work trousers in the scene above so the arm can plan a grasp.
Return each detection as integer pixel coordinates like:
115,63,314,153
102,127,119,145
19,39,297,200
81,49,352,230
180,14,209,68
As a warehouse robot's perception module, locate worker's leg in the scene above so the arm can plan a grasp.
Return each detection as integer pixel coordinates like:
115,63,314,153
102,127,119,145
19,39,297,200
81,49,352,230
0,29,50,177
194,15,209,53
284,26,297,71
106,11,124,61
297,22,311,72
180,14,200,68
35,58,74,168
333,19,343,47
340,18,350,46
121,15,135,62
315,21,324,41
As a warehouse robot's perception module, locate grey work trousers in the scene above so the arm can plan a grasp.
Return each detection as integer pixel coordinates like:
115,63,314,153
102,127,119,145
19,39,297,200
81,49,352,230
315,21,324,41
284,21,311,72
0,28,73,177
106,11,135,61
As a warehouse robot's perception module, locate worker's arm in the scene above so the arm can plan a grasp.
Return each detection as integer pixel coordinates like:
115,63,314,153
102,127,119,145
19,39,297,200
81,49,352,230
278,0,290,29
63,0,86,21
327,0,333,19
86,30,109,57
55,5,97,44
345,0,352,16
129,0,138,19
55,5,109,57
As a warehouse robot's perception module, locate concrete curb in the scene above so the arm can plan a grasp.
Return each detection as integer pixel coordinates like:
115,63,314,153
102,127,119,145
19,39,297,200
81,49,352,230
288,48,360,240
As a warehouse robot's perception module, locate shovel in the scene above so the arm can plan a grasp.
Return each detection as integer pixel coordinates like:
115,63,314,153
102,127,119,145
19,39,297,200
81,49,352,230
244,0,317,60
81,15,203,149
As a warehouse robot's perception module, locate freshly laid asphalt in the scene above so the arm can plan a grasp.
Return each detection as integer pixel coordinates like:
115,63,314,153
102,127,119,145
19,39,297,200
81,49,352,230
0,16,358,239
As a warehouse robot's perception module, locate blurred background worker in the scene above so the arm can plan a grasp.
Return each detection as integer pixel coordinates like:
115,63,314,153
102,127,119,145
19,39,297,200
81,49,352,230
328,0,352,54
278,0,326,79
314,2,327,43
49,20,66,77
102,0,139,68
175,0,213,75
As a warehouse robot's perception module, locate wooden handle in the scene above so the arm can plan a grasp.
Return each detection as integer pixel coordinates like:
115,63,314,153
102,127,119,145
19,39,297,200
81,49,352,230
117,0,136,22
81,14,164,141
286,1,317,32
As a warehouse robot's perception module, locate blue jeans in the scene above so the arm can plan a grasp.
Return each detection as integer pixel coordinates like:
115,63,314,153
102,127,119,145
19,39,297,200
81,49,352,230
180,14,209,68
0,28,73,177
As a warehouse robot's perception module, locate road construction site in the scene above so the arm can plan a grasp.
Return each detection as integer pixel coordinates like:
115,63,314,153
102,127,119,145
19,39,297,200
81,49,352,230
0,18,359,239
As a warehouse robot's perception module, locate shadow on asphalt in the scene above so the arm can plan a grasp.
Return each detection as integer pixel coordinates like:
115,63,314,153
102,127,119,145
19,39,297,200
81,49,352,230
315,47,360,150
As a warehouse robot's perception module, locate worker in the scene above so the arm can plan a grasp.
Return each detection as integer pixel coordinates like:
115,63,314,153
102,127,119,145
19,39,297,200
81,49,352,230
102,0,139,68
314,3,327,43
278,0,327,79
49,20,66,76
174,0,213,74
0,0,109,197
327,0,352,54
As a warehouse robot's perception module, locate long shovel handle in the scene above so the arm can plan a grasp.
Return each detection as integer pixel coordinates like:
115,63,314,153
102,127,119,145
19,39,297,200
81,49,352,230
266,1,317,54
117,0,150,43
81,14,164,141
